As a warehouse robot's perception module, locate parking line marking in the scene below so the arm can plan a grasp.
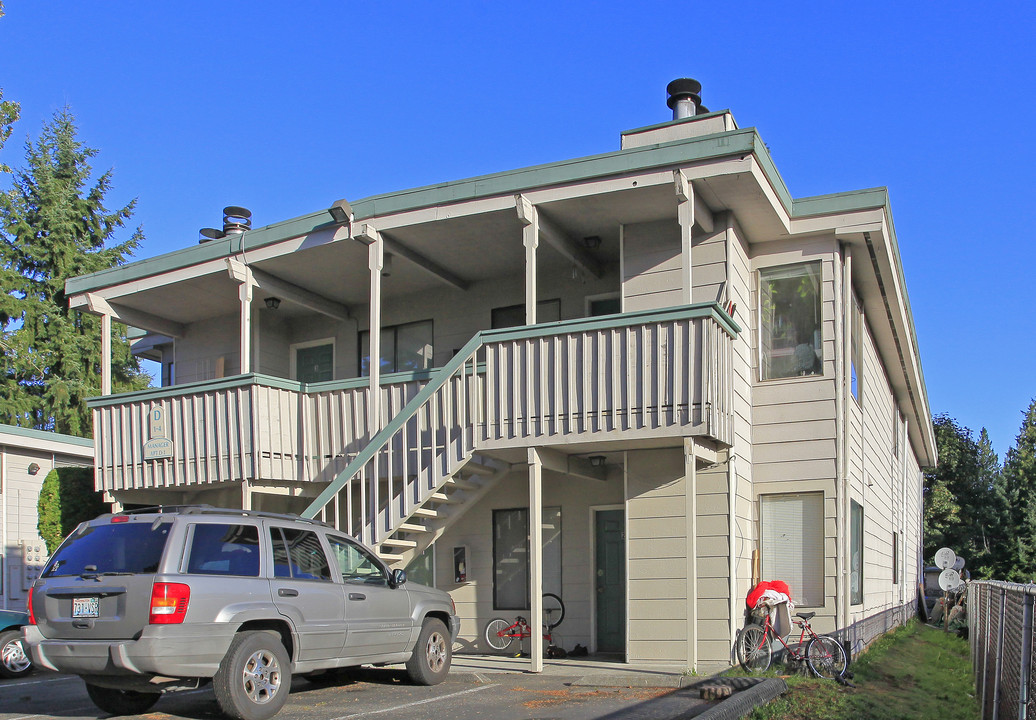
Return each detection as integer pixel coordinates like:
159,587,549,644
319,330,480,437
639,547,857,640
329,684,495,719
0,676,77,689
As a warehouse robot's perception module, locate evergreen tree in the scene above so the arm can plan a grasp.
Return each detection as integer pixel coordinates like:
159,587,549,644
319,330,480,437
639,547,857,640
0,109,150,435
973,428,1009,578
1002,398,1036,582
0,3,21,173
924,415,977,562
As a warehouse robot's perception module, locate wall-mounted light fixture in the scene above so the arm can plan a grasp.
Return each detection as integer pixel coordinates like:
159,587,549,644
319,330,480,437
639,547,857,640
264,297,281,310
27,462,40,475
327,198,353,224
588,455,606,468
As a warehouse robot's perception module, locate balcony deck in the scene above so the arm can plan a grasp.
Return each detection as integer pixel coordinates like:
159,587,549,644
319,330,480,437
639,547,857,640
88,303,739,495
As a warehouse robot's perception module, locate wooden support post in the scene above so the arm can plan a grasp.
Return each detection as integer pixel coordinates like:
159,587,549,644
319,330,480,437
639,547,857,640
101,312,112,396
368,233,384,432
517,195,538,325
528,447,543,672
239,280,253,373
675,171,694,305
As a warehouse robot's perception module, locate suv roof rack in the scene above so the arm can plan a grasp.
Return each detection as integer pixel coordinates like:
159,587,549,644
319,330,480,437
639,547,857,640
116,505,332,528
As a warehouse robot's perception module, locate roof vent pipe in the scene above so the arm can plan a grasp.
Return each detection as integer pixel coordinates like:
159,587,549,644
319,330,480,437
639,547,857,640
198,227,224,244
666,78,707,120
223,206,252,235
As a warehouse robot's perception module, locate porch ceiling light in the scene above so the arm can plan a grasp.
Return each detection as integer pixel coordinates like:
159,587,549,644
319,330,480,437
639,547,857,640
264,297,281,310
328,198,353,224
582,235,602,250
588,455,606,467
27,462,41,475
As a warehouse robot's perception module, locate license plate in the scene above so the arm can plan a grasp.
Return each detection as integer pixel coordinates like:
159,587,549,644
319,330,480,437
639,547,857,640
72,597,98,618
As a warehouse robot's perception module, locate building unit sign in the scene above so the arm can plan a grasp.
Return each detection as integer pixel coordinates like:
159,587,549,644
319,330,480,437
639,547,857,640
143,405,173,460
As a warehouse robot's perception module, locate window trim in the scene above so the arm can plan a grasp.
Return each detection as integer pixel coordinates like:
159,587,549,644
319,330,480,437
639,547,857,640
757,261,824,383
850,500,864,605
290,337,336,382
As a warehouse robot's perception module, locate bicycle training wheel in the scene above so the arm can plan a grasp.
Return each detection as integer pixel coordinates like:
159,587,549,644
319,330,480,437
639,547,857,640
542,593,566,630
806,635,847,679
484,618,513,652
736,624,772,672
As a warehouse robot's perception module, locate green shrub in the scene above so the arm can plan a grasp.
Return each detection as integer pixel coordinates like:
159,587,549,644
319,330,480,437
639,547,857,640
37,467,107,553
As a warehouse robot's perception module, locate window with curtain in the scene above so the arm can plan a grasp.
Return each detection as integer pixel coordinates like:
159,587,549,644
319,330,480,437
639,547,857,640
851,500,864,604
761,492,825,606
492,506,562,610
359,319,433,376
759,262,823,380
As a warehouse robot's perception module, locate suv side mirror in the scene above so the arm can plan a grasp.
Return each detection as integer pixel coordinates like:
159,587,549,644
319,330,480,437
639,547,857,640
390,569,407,588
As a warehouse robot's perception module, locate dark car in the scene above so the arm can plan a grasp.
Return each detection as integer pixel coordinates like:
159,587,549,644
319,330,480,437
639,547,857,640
0,609,33,678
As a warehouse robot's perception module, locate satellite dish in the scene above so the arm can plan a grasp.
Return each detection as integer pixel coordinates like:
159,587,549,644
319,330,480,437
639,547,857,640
953,556,965,572
935,547,956,570
939,569,962,591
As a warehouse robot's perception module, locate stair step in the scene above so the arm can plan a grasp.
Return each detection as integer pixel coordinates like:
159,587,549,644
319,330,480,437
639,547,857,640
398,522,427,533
429,492,461,504
382,538,418,549
446,477,479,491
379,553,405,563
465,461,496,476
412,507,441,519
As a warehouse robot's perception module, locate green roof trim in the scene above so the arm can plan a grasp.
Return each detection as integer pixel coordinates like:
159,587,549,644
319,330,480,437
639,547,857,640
0,423,94,448
66,129,761,296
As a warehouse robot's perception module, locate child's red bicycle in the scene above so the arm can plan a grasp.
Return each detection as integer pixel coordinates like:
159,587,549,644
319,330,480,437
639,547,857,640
736,609,848,679
484,593,565,654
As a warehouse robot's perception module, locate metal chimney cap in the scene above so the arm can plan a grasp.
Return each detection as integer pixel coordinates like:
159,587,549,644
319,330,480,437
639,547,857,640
223,206,252,219
666,78,702,109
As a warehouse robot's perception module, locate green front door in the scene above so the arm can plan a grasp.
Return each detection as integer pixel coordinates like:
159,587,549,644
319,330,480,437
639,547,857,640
595,509,625,654
296,343,333,383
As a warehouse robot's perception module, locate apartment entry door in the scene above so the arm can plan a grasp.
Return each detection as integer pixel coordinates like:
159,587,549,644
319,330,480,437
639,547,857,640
594,508,625,654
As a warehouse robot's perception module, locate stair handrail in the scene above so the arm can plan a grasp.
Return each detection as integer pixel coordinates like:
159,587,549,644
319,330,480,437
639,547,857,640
300,301,740,522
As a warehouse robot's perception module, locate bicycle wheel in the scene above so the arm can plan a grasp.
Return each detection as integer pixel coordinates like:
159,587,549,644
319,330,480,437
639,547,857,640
542,593,566,630
484,618,514,652
736,624,772,672
806,635,847,679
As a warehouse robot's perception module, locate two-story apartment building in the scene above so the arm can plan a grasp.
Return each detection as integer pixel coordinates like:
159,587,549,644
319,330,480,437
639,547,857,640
65,79,934,672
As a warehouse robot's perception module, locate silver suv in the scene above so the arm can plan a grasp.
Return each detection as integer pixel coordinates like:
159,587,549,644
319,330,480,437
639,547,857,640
23,507,459,720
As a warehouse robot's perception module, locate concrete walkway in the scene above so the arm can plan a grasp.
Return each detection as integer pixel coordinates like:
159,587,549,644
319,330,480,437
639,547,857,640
451,653,696,688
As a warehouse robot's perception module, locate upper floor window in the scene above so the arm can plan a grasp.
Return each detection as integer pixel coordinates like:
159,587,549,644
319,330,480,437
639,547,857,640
491,299,560,329
359,319,433,376
759,262,823,380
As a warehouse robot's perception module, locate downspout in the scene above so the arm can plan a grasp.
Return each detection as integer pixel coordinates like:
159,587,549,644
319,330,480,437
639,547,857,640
841,249,853,632
834,243,847,632
728,454,738,645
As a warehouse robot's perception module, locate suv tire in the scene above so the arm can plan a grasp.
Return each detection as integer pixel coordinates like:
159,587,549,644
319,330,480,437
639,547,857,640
84,683,160,715
214,631,291,720
0,629,32,678
405,618,451,685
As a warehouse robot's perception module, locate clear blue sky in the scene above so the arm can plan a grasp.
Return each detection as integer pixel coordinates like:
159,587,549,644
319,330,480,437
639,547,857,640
1,1,1033,460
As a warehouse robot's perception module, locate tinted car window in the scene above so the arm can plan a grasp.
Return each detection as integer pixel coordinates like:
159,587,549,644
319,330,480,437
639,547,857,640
327,535,386,585
186,524,260,576
272,527,331,581
42,522,171,577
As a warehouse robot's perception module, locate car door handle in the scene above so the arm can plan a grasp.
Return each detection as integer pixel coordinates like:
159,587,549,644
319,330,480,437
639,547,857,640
349,593,366,601
278,588,299,597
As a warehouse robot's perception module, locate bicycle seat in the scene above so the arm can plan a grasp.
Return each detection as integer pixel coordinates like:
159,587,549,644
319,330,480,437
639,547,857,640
795,612,816,621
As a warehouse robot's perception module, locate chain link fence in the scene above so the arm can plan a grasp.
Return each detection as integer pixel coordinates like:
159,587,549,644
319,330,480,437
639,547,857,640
970,581,1035,719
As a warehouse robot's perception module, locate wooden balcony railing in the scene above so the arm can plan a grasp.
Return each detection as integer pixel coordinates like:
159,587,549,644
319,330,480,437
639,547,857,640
88,303,739,497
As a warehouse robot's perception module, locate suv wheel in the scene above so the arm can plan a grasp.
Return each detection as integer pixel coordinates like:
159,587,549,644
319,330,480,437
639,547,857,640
0,629,32,678
405,618,451,685
84,683,160,715
214,630,291,720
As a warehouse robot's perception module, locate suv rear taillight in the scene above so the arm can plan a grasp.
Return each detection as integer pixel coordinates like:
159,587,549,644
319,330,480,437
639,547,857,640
27,585,36,625
149,582,190,624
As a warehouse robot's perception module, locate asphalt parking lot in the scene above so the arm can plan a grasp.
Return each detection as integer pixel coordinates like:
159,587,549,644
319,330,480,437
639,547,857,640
0,665,720,720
